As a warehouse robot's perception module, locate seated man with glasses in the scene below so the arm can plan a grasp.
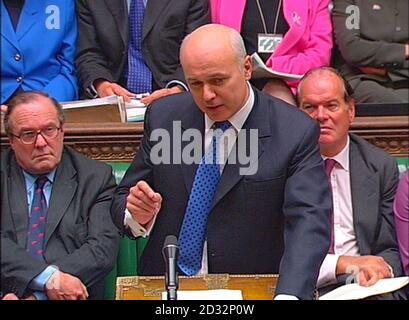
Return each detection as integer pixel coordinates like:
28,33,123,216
1,91,120,300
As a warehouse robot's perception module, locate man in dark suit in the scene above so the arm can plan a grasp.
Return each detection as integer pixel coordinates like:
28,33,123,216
1,91,120,300
297,67,405,298
331,0,408,103
75,0,210,105
111,24,332,300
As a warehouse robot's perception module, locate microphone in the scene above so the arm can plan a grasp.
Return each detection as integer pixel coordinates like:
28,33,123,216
162,235,179,300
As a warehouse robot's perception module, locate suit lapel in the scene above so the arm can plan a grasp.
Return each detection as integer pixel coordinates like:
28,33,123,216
104,0,128,46
15,1,39,41
211,132,265,210
44,152,78,246
8,157,30,247
142,0,169,40
180,105,204,193
349,139,378,255
211,90,269,210
1,2,19,49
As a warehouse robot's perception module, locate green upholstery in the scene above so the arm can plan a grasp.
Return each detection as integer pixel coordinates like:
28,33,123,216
396,157,409,176
103,162,150,299
117,237,137,276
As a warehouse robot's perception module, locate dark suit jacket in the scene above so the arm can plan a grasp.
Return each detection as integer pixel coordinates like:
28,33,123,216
349,134,403,276
75,0,210,94
111,89,332,299
1,147,120,299
319,134,405,299
332,0,408,84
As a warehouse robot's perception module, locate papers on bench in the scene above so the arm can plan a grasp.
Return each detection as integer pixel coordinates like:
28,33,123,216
319,276,409,300
61,95,147,122
251,52,303,80
125,97,147,122
161,289,243,300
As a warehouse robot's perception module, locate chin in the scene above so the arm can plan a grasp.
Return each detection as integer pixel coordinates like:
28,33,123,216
319,139,336,149
33,162,57,174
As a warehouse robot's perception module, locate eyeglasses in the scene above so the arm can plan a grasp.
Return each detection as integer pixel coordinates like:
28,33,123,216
11,126,61,144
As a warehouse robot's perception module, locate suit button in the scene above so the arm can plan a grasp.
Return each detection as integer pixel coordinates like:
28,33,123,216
396,26,401,31
14,53,21,61
16,76,22,82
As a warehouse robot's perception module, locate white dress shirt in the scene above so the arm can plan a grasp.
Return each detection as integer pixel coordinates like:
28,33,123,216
317,137,361,287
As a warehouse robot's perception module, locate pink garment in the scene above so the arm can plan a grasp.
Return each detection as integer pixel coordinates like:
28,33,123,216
210,0,333,89
393,170,409,276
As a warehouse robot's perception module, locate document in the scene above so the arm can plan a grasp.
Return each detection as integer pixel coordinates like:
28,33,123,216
61,95,127,123
251,52,303,80
61,95,147,122
319,276,409,300
161,289,243,300
125,97,146,122
126,107,147,122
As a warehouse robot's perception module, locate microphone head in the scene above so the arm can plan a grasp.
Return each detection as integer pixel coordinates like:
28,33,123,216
163,235,178,248
162,235,179,259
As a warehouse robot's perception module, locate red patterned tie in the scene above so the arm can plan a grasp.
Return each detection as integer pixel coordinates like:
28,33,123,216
324,159,337,254
26,176,48,260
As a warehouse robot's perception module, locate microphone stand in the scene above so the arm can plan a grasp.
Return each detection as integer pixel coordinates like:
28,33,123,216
162,235,179,300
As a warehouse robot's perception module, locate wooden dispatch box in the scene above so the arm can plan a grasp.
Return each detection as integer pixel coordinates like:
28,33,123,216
116,274,278,300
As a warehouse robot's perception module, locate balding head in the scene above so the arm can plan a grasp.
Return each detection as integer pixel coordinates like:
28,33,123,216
179,24,252,121
180,24,247,72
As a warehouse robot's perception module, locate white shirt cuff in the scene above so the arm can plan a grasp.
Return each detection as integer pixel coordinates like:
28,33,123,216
165,80,188,91
317,254,340,287
274,294,299,300
123,209,156,237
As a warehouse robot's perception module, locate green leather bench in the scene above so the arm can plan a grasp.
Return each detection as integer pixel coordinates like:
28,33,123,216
104,162,149,299
103,157,409,299
396,157,409,177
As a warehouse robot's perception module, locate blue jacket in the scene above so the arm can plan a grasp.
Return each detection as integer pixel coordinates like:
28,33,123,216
1,0,78,103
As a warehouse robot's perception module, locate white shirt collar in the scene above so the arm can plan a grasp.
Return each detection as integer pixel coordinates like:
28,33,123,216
204,81,254,132
323,136,350,171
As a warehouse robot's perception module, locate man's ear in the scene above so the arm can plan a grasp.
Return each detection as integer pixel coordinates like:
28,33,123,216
348,101,355,124
8,136,16,151
243,55,252,80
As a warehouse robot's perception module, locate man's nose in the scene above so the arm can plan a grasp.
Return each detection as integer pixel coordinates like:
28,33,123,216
34,132,48,147
202,84,216,101
315,106,328,122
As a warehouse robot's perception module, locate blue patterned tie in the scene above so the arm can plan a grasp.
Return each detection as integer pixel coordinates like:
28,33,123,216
126,0,152,93
178,121,232,276
26,176,48,261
